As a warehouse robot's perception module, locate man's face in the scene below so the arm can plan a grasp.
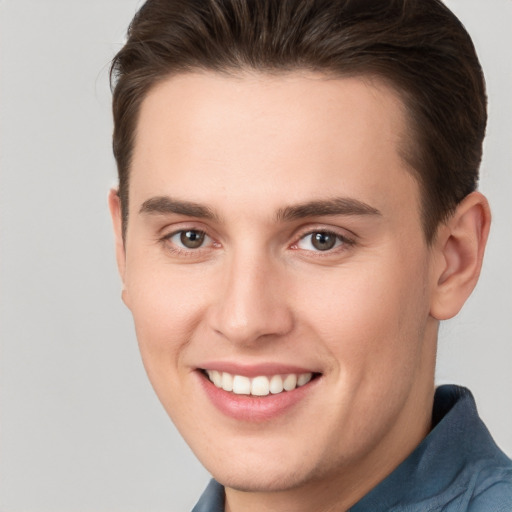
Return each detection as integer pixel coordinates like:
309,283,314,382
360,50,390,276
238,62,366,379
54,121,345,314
114,72,440,495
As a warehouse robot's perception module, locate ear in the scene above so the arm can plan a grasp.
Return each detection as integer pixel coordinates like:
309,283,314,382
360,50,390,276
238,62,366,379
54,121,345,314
108,188,127,283
430,191,491,320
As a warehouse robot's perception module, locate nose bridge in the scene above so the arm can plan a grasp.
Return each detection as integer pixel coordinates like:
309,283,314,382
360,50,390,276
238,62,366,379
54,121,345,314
209,245,293,345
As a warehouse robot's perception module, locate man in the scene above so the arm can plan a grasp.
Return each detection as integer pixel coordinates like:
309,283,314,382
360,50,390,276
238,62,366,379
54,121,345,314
108,0,512,510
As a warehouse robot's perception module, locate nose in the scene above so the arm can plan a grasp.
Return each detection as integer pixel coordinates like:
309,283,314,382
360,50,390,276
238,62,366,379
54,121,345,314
207,251,294,346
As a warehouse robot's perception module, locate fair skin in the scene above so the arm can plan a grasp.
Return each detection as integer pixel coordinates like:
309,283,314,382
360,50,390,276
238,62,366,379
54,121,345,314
109,71,490,512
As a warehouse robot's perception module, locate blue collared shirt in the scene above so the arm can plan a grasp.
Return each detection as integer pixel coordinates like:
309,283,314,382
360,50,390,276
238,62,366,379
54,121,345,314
192,385,512,511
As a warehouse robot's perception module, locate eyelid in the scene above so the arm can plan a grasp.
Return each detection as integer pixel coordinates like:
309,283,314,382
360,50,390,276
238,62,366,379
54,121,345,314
290,225,357,253
156,219,212,236
293,223,357,243
168,229,210,247
156,222,356,256
158,223,220,256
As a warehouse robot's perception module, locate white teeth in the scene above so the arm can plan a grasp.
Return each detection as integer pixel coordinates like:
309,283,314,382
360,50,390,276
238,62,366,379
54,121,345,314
205,370,314,396
269,375,284,394
283,374,297,391
251,376,270,396
232,375,251,395
221,372,233,392
211,370,222,388
297,372,313,387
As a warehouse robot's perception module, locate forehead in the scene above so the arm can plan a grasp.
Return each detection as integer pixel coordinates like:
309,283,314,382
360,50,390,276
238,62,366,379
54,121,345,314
130,71,419,221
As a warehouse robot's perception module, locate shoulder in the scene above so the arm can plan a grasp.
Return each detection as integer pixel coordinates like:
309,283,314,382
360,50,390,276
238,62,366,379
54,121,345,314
466,463,512,512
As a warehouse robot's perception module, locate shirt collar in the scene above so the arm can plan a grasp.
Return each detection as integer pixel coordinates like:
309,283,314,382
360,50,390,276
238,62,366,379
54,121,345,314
350,385,505,510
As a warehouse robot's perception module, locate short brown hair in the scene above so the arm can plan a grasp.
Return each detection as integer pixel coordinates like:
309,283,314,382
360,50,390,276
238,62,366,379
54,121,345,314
110,0,486,242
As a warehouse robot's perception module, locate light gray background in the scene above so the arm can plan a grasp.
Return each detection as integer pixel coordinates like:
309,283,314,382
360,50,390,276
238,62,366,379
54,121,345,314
0,1,510,511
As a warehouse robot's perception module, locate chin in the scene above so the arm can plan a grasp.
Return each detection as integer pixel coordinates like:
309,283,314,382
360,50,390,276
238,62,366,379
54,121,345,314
212,464,313,493
199,444,333,493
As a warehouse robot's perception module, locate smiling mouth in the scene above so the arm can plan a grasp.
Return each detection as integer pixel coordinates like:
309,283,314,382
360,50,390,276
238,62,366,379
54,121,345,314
201,369,319,396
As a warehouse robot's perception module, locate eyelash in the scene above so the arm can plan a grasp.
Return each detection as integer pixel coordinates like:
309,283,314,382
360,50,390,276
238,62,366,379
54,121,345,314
160,229,217,257
159,227,355,257
292,229,355,255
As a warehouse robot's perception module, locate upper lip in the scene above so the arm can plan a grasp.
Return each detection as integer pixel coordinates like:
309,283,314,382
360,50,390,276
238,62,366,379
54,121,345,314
197,361,320,377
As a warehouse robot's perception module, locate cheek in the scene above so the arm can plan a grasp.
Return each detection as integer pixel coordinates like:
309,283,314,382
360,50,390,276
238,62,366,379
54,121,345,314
123,255,210,379
296,255,430,377
293,256,432,443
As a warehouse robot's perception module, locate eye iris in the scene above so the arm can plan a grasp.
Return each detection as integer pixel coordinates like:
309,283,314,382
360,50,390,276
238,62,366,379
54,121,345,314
311,232,336,251
180,230,205,249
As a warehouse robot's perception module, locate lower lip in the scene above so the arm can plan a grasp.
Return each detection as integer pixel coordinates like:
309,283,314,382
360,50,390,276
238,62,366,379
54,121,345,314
198,372,320,422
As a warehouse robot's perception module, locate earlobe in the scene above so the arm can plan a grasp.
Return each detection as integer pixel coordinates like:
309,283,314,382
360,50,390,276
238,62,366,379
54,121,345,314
430,191,491,320
108,188,127,285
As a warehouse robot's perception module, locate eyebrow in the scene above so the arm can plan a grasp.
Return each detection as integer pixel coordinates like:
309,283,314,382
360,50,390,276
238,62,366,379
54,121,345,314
275,197,381,221
139,195,381,223
139,196,219,221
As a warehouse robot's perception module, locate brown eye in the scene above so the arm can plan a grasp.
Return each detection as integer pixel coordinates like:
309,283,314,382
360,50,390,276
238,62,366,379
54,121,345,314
311,232,337,251
297,231,345,252
179,230,206,249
